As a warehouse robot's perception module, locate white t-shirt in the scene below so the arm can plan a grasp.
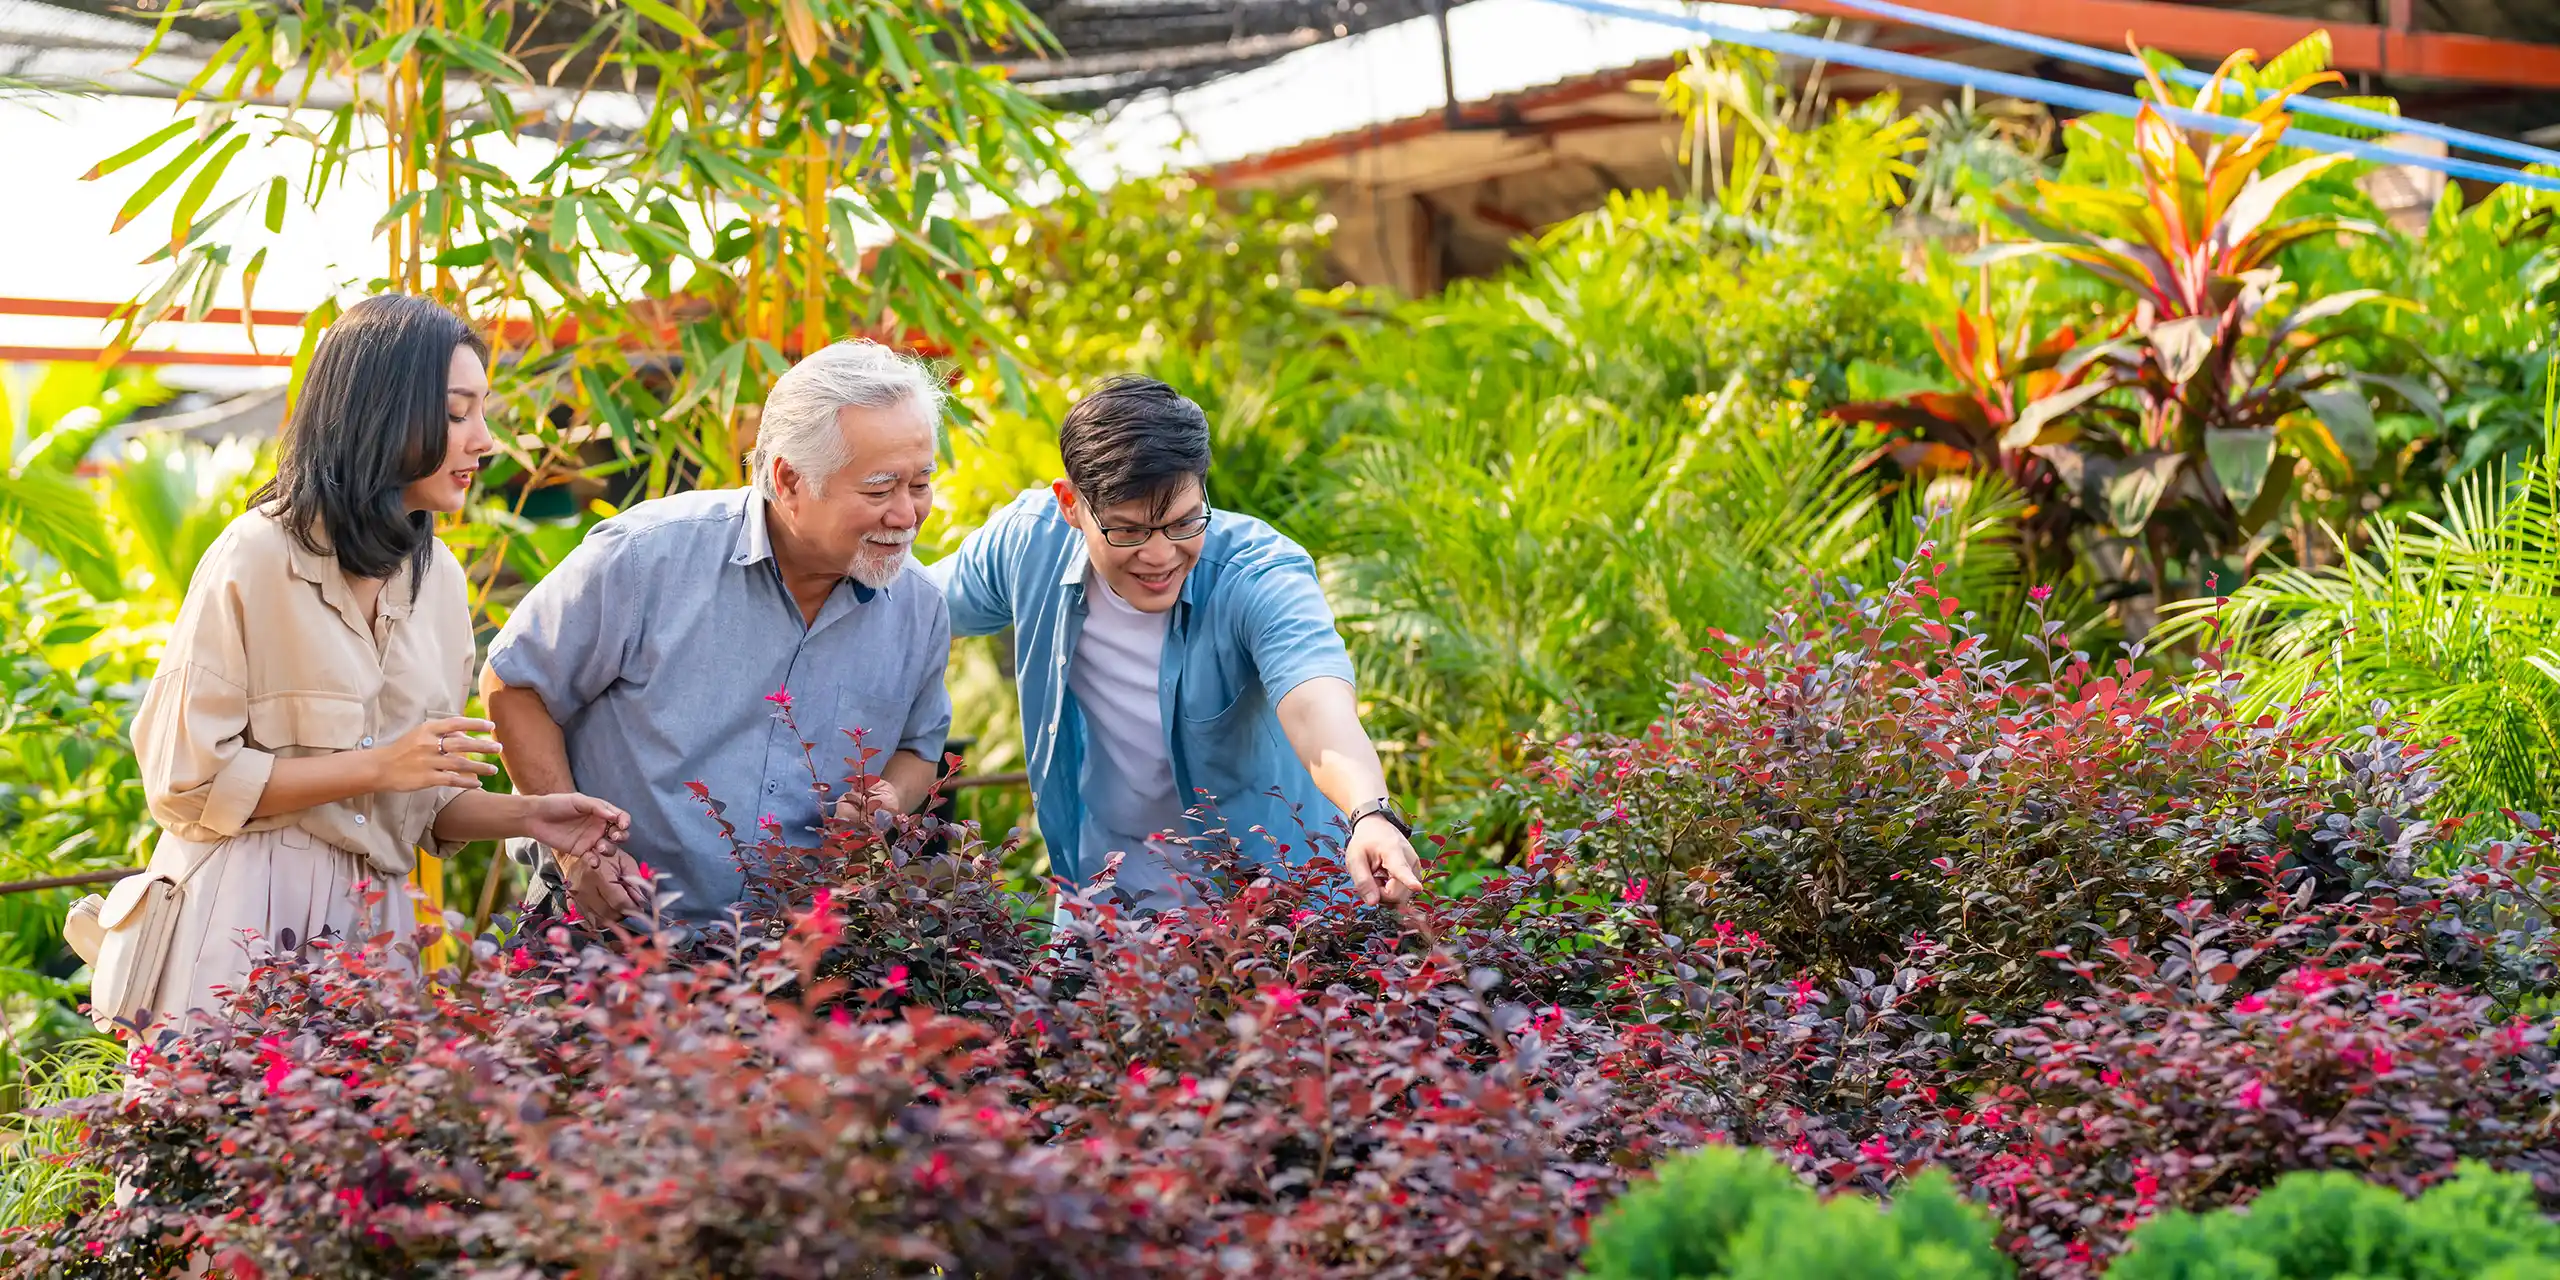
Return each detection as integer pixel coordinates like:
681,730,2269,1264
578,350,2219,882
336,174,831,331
1069,571,1187,892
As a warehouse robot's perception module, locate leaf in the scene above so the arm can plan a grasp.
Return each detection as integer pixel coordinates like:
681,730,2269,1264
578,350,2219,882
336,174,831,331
2269,288,2393,347
170,132,250,252
110,128,221,234
430,242,495,269
0,469,122,601
2300,387,2377,472
84,118,194,182
2217,154,2349,250
624,0,709,46
2000,381,2110,450
2204,428,2277,505
2148,315,2218,387
2238,453,2296,533
261,174,289,234
2107,452,2185,536
549,194,581,255
2355,372,2443,424
864,11,915,86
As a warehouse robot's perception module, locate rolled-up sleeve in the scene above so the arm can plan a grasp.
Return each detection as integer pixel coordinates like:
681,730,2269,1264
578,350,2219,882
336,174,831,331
134,554,272,839
1238,556,1356,701
924,499,1020,638
486,524,636,724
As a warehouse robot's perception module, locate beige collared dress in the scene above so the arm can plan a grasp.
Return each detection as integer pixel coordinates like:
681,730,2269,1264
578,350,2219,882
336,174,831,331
114,506,476,1025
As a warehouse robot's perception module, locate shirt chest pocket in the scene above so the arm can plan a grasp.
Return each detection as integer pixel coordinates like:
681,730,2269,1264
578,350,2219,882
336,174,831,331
246,690,370,753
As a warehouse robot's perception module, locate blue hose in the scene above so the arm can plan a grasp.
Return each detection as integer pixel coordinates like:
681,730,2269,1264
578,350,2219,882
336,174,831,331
1531,0,2560,194
1816,0,2560,171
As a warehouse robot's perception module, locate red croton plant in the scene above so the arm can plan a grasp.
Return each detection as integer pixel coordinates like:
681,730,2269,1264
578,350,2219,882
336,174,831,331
6,563,2555,1280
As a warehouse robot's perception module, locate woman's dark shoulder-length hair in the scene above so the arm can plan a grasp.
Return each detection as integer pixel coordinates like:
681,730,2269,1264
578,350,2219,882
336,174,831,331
252,294,489,586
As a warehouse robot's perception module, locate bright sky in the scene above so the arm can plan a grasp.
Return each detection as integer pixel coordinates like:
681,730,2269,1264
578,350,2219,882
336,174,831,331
0,0,1760,386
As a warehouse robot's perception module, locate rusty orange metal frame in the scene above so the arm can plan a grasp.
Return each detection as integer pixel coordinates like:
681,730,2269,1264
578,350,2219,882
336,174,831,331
0,345,293,367
0,293,950,370
1765,0,2560,92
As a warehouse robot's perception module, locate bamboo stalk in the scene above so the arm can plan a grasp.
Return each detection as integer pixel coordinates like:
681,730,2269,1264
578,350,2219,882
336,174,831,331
802,126,827,356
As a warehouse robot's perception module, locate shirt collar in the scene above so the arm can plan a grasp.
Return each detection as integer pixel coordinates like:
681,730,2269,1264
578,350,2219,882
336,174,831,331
733,486,882,603
275,508,419,628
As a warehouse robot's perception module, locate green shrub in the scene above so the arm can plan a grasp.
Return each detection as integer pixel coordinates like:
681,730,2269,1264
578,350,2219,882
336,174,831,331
1583,1145,2012,1280
2110,1165,2560,1280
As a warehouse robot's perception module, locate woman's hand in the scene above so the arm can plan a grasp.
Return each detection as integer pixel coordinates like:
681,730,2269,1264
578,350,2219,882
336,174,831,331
370,717,503,793
522,792,630,859
526,793,647,923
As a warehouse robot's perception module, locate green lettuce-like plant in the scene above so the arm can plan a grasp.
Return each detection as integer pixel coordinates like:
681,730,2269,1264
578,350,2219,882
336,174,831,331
1582,1144,2011,1280
2109,1164,2560,1280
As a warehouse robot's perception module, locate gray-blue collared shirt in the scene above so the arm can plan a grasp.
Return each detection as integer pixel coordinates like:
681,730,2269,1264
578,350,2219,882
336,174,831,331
486,487,951,921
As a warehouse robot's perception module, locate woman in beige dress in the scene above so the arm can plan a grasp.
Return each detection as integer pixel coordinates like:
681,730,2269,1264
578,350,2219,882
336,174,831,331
96,294,629,1028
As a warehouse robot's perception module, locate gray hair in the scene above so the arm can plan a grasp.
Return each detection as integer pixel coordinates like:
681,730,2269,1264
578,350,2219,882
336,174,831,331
750,340,945,498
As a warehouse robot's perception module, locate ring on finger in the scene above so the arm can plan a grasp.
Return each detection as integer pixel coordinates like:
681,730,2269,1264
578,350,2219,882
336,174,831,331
438,733,451,755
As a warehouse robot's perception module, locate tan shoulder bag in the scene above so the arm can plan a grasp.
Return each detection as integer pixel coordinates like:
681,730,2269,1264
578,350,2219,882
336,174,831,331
78,842,222,1033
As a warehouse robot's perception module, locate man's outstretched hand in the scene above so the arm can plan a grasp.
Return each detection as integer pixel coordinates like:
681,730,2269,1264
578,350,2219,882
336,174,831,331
1345,818,1426,907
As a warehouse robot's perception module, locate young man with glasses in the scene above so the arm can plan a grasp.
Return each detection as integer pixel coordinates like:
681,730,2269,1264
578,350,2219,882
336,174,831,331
927,377,1425,911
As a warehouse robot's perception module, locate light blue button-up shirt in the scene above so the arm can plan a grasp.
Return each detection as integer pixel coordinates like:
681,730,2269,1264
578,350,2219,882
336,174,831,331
488,487,951,920
925,489,1355,885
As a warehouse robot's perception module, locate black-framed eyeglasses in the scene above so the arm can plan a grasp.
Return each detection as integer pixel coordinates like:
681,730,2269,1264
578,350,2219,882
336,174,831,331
1096,508,1211,548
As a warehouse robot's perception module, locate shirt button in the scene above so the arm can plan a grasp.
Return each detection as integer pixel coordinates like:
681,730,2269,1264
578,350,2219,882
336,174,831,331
354,814,367,825
360,736,374,748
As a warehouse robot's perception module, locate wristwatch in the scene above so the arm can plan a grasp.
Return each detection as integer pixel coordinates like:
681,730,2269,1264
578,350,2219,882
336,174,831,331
1347,796,1412,838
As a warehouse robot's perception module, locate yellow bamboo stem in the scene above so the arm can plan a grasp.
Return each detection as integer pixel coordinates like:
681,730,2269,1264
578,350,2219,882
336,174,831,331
801,127,826,356
741,22,767,346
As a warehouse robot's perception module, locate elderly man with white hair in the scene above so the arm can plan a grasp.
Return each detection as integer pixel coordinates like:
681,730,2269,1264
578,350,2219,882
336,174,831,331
480,340,951,926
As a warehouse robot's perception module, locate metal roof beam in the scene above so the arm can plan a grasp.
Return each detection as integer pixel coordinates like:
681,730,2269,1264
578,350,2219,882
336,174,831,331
1754,0,2560,92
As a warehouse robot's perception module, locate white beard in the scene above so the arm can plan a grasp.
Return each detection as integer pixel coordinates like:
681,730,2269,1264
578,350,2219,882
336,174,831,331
849,543,914,590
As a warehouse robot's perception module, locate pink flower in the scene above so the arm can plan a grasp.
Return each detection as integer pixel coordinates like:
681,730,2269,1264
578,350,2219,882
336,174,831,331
884,964,909,992
2232,993,2266,1014
2234,1078,2266,1110
257,1035,294,1093
506,946,534,974
1180,1075,1200,1099
2371,1049,2396,1075
1622,876,1649,903
1288,909,1315,926
1262,984,1305,1014
764,688,793,709
2029,585,2054,603
1859,1135,1893,1164
758,814,783,834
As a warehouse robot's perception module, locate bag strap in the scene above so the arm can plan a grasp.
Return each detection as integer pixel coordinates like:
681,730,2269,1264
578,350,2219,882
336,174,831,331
165,835,230,889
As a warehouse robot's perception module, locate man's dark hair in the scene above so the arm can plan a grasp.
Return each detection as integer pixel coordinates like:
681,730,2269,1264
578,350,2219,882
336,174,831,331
253,293,488,587
1059,376,1211,517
